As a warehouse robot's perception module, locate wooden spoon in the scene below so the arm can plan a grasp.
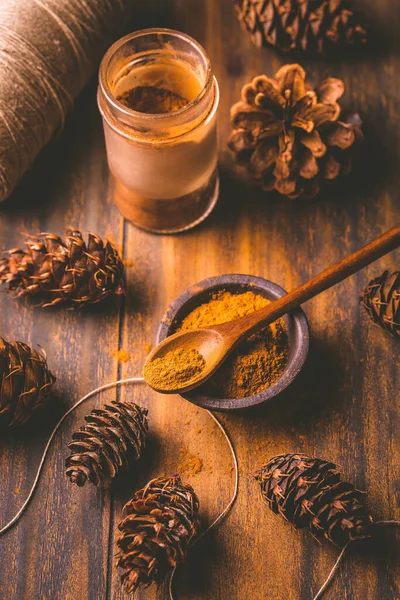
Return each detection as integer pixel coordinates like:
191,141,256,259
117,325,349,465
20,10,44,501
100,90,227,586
144,224,400,394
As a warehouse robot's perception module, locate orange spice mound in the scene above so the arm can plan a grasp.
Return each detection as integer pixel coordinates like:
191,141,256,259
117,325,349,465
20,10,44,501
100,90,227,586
111,349,131,363
177,290,289,399
177,448,204,476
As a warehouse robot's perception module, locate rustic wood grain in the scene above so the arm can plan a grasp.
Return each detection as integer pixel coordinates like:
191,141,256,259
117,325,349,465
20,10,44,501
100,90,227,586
1,1,400,599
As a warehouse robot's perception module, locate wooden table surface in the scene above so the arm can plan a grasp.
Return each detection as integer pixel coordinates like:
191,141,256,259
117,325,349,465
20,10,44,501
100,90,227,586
1,1,399,599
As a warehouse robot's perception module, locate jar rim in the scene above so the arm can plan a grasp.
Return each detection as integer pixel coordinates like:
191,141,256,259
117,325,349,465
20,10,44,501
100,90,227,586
97,76,219,145
98,28,213,121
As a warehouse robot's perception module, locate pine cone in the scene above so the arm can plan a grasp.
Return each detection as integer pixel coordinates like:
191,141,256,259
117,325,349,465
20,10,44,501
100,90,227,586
255,453,373,547
0,338,55,427
0,229,125,308
65,401,148,487
235,0,368,55
361,270,400,339
228,64,362,198
116,475,200,594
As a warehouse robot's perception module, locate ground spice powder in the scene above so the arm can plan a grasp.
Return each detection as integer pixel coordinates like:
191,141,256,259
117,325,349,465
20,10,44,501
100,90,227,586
117,85,189,114
144,347,205,390
177,290,289,399
110,348,131,363
177,448,204,476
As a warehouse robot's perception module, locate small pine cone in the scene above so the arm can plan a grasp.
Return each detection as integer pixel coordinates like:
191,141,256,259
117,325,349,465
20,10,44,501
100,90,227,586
228,64,362,198
65,401,148,487
0,338,56,427
234,0,368,55
0,229,125,308
361,270,400,338
255,453,373,547
116,476,200,594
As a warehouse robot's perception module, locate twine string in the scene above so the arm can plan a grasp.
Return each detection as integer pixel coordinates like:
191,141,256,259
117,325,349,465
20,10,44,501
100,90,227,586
0,378,240,586
0,0,129,201
312,543,350,600
32,0,91,74
312,520,400,600
0,376,145,536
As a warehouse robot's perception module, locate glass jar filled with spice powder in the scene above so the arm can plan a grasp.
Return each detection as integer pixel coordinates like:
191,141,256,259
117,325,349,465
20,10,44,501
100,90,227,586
98,28,219,233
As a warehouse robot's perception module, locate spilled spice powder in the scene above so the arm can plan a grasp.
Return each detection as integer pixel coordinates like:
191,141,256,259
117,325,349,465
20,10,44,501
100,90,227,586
144,342,153,355
111,349,131,363
176,448,204,476
177,290,289,399
117,86,189,114
144,347,205,390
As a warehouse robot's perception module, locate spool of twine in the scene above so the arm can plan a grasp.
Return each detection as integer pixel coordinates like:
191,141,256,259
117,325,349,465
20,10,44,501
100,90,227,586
0,0,135,202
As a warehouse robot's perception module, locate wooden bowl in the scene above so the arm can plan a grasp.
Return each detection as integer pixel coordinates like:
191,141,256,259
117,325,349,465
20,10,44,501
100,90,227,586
156,274,309,411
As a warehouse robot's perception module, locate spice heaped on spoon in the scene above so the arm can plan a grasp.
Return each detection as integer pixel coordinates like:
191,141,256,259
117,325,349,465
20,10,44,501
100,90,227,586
143,224,400,395
144,347,206,391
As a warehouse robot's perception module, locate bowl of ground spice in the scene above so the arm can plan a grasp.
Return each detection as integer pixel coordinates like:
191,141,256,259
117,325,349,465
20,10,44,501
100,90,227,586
156,274,309,410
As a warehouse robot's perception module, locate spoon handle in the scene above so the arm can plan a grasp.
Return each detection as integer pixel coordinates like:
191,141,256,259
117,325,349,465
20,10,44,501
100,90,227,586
221,223,400,342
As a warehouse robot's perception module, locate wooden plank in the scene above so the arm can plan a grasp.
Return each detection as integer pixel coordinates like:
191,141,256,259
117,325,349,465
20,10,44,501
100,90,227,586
0,85,124,600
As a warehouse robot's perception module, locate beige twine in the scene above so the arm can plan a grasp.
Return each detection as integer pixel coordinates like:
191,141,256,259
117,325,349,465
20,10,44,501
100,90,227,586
0,0,134,202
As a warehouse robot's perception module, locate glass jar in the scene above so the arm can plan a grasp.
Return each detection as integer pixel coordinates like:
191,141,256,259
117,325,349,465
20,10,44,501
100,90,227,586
98,28,220,234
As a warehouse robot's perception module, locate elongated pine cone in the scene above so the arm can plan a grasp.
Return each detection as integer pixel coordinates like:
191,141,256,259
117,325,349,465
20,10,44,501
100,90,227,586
116,476,200,594
0,229,125,307
361,270,400,338
255,453,373,547
0,338,55,427
228,64,362,198
65,401,148,487
235,0,368,55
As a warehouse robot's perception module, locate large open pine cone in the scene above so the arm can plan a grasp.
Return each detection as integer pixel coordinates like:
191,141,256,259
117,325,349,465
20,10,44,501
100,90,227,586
235,0,368,55
361,270,400,338
116,476,200,594
255,453,373,547
65,401,148,487
0,338,55,427
228,64,362,198
0,229,125,307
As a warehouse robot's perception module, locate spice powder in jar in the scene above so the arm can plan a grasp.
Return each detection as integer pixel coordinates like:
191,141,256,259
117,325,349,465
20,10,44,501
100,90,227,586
177,290,289,399
98,28,219,234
